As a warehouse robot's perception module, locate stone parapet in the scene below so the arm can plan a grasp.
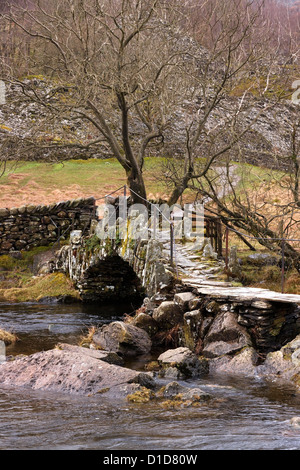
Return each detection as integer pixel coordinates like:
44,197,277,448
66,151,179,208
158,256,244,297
0,197,96,254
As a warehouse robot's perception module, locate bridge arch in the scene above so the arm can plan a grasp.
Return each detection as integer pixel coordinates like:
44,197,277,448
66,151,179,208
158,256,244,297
78,254,144,303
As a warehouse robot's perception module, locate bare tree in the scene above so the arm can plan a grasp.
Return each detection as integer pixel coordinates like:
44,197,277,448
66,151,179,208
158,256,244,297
189,102,300,272
160,0,293,206
1,0,197,204
1,0,298,209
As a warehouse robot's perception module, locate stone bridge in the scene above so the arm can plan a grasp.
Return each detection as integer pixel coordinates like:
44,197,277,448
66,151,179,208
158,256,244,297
55,211,176,303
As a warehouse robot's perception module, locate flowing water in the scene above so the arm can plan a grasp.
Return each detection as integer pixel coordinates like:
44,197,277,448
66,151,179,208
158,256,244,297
0,301,300,451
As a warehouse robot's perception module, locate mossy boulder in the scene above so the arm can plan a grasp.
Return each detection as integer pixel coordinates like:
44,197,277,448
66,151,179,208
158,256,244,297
157,347,209,378
92,321,152,357
0,328,18,346
131,312,159,337
153,301,184,330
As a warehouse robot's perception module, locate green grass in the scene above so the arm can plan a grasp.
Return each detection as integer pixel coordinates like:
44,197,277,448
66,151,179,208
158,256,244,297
0,158,168,198
0,245,81,302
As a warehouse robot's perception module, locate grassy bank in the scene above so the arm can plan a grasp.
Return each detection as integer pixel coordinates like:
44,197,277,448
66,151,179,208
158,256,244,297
0,246,80,303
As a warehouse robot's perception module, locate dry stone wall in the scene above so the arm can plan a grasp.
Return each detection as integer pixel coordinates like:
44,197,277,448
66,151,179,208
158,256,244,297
0,197,96,254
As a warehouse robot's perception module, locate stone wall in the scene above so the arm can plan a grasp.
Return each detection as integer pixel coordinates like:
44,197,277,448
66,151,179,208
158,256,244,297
0,197,96,254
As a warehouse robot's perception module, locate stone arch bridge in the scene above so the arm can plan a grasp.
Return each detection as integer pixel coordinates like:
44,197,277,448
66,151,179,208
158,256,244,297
55,213,177,303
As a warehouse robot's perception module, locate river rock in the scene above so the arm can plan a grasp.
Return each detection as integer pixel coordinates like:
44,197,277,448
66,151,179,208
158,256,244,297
208,335,300,391
157,346,209,378
202,311,252,358
157,381,211,401
92,321,152,357
0,345,155,398
131,312,159,337
255,336,300,385
56,342,124,365
152,301,184,329
209,347,259,376
174,292,196,311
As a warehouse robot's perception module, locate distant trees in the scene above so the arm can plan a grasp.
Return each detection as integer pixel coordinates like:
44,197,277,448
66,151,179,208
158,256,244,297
161,0,297,205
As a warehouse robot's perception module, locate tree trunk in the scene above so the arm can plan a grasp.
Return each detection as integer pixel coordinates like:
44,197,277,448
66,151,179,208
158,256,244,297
167,176,190,206
126,167,148,206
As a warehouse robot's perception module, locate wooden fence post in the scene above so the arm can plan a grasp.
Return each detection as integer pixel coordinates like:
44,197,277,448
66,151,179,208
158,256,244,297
225,227,229,271
281,238,285,294
170,221,174,265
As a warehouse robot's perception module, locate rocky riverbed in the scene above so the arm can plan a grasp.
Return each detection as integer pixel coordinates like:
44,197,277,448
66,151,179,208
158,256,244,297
1,287,300,401
1,237,300,401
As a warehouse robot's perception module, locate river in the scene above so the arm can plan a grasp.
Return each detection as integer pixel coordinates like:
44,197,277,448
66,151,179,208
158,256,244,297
0,301,300,451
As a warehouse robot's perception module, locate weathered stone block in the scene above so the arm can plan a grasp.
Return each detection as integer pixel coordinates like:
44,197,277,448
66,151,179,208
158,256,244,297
158,347,209,378
202,311,252,358
92,321,152,357
153,301,183,329
174,292,196,310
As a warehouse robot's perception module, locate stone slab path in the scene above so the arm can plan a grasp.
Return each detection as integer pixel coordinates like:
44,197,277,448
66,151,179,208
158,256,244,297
167,237,300,306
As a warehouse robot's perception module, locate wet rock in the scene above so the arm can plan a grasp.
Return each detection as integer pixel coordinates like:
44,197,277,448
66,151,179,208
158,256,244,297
56,343,124,365
209,347,259,376
157,381,211,401
92,321,152,357
202,311,252,358
128,371,156,390
152,301,184,329
131,312,159,337
281,335,300,366
255,350,296,382
126,386,155,403
157,346,209,378
156,381,211,408
254,336,300,386
0,345,154,398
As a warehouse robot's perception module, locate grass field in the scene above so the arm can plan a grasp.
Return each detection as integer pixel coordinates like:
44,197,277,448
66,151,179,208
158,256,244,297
0,158,169,208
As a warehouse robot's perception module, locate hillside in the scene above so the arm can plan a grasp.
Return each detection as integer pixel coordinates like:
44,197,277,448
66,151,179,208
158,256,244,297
0,73,299,172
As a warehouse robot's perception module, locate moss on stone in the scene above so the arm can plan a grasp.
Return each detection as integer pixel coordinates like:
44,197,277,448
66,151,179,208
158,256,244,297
270,316,285,337
291,372,300,388
126,386,155,403
0,328,18,345
0,272,81,303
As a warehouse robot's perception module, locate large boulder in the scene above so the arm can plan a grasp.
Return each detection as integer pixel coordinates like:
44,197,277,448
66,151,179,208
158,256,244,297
157,346,209,378
255,335,300,386
131,312,159,337
0,344,155,398
209,347,259,376
208,335,300,392
152,301,184,330
92,321,152,357
202,310,252,358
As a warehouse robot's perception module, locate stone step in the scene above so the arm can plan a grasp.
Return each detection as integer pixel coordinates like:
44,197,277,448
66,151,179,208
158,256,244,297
193,285,300,305
181,278,233,288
